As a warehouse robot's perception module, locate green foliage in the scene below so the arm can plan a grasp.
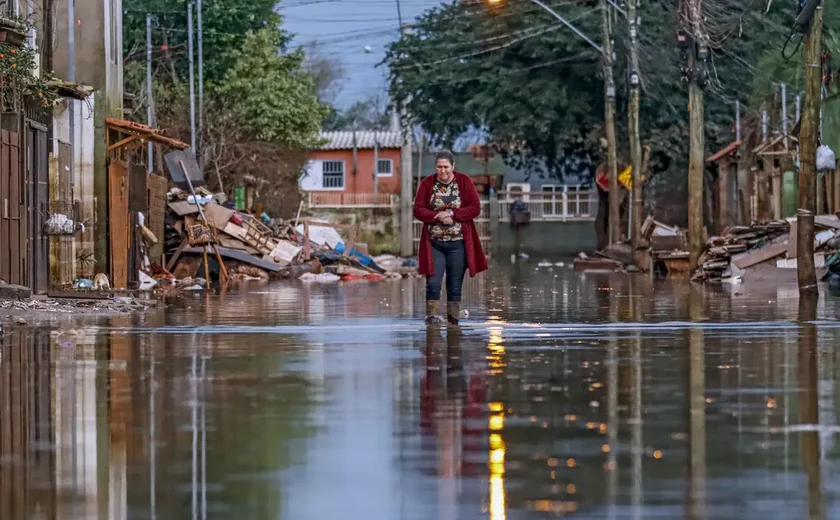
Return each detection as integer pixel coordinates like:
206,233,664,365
214,29,327,147
384,1,840,185
0,17,60,108
122,0,327,214
323,96,391,131
122,0,283,85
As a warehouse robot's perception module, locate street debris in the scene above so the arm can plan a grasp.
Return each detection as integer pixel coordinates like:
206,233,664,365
693,215,840,283
160,187,419,288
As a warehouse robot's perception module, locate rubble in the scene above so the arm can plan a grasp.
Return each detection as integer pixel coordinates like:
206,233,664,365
160,187,419,287
693,216,840,283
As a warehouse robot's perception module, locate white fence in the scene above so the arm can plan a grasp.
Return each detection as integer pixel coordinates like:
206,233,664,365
306,192,395,208
498,189,597,222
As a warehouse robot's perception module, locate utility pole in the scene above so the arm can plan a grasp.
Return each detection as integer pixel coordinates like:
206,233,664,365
147,14,154,173
601,0,620,245
798,2,824,294
197,0,204,163
397,3,415,257
68,0,75,187
187,2,197,152
685,0,707,271
627,0,642,249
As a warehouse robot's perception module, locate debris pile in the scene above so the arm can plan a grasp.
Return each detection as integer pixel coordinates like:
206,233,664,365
693,215,840,283
160,188,418,288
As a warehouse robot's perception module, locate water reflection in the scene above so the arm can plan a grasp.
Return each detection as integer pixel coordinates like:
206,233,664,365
1,265,840,519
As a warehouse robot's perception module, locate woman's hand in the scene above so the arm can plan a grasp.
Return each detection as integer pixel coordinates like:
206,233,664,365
435,211,452,221
441,217,454,225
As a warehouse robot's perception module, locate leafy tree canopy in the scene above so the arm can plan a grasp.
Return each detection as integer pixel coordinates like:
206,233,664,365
323,96,392,131
384,0,840,183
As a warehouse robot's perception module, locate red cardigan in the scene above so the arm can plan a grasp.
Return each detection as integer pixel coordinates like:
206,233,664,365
413,172,489,277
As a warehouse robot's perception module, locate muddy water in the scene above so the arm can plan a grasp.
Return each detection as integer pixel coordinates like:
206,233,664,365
1,264,839,519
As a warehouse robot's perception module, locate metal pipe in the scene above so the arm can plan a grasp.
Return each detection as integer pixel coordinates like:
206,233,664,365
782,83,788,147
187,2,197,152
735,100,741,142
147,15,154,172
68,0,75,187
762,110,768,143
197,0,204,162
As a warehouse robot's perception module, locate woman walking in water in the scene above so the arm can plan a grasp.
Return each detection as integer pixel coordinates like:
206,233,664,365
414,151,488,324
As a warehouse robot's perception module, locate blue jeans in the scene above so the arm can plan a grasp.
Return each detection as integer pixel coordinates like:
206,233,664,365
426,240,467,302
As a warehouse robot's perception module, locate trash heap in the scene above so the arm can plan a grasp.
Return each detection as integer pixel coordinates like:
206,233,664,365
157,188,418,289
692,215,840,282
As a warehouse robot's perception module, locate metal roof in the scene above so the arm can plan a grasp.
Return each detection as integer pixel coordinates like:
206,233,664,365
315,130,404,150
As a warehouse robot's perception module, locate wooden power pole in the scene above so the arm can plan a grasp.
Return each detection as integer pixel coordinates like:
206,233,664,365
627,0,643,249
685,0,706,271
797,2,824,294
601,0,620,245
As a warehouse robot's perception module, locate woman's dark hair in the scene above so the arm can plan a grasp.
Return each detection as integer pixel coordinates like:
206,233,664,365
434,150,455,166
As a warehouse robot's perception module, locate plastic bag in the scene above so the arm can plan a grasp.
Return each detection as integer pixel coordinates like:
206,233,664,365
817,145,836,171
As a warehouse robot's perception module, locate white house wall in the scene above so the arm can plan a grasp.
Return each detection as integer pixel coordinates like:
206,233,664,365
74,97,97,259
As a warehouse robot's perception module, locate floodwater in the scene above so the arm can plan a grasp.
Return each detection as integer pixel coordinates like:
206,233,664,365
1,262,840,519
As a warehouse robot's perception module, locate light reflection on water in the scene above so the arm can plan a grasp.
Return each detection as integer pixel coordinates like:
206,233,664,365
0,264,839,519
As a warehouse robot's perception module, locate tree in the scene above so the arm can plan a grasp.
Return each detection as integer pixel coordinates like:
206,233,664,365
384,1,839,224
123,0,282,85
213,29,327,147
322,96,391,131
302,40,345,105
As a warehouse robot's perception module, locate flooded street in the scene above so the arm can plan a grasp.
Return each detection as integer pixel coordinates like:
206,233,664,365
2,263,840,519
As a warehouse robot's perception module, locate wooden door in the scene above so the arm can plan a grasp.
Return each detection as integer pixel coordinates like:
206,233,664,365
109,160,130,289
0,130,23,285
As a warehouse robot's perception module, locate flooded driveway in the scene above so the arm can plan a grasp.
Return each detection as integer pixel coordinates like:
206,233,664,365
2,264,839,519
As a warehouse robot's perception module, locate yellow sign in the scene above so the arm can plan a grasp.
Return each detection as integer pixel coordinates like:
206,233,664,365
618,166,646,189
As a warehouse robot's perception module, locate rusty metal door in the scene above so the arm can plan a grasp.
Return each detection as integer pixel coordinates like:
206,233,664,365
27,126,49,293
0,130,23,285
109,160,130,289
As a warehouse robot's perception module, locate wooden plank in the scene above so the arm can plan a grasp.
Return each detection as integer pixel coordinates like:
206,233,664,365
0,130,9,282
732,241,788,269
814,214,840,229
202,202,235,230
168,200,200,216
787,221,797,259
109,161,130,289
182,246,281,272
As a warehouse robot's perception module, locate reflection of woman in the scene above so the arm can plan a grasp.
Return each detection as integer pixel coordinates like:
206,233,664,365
414,151,488,324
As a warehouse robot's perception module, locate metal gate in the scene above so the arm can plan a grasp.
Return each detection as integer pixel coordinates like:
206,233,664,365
27,125,49,293
0,130,23,285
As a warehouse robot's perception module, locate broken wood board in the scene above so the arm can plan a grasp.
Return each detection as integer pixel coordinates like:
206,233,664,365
650,235,686,252
222,221,247,240
815,214,840,229
573,258,622,272
732,241,788,269
777,253,827,269
182,246,281,272
787,222,797,259
168,200,201,216
202,203,235,230
217,236,261,255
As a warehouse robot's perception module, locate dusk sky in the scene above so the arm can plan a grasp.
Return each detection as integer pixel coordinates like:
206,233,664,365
281,0,442,108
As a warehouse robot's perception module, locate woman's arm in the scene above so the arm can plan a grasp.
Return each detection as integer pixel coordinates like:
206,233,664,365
414,178,440,224
452,176,481,222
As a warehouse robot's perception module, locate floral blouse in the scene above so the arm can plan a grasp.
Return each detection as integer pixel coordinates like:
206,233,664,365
428,179,463,241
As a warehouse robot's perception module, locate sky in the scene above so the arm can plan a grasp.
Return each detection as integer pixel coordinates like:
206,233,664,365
280,0,443,109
